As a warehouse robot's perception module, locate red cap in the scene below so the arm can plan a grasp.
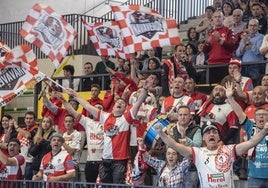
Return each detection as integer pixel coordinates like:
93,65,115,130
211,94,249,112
228,58,241,68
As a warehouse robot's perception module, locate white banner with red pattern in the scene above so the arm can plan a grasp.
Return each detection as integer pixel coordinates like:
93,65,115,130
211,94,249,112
19,3,77,68
0,45,45,106
111,5,181,53
83,20,132,60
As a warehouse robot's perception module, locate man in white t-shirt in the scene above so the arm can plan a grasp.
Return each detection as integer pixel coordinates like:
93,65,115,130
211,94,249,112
154,120,268,188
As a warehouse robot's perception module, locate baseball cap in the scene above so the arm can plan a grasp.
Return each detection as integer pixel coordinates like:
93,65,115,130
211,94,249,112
228,57,241,68
201,121,219,136
49,132,64,142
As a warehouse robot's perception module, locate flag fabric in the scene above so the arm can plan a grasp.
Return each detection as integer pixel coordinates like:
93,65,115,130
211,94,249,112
0,45,46,106
52,54,75,77
83,20,132,60
19,3,77,68
111,5,180,52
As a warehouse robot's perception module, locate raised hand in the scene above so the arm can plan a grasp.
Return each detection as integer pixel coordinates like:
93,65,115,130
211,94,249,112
154,123,163,133
224,81,234,98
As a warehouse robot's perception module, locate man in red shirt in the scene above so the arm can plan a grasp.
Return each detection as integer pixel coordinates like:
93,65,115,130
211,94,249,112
203,10,237,84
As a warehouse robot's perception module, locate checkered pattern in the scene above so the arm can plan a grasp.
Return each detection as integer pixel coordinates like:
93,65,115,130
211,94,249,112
111,5,181,53
83,20,132,60
19,3,77,68
0,45,45,106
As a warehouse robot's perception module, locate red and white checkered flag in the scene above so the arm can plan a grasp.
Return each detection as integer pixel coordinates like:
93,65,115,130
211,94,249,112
19,3,77,68
83,19,132,60
0,45,46,106
111,5,181,52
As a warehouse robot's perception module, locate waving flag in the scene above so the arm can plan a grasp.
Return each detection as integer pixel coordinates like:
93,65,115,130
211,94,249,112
111,5,180,52
19,3,77,68
83,20,132,60
0,45,46,106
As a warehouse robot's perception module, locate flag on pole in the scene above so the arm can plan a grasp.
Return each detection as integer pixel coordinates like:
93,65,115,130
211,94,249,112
83,19,132,60
111,5,180,52
0,45,46,106
53,54,75,77
19,3,77,68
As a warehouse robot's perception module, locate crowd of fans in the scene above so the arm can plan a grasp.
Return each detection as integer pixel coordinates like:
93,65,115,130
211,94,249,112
1,0,268,187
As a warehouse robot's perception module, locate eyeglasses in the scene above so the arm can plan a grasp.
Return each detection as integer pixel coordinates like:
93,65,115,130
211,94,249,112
255,113,268,117
249,24,258,27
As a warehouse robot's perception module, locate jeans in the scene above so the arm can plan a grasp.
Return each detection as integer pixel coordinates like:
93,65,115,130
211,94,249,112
99,159,127,184
185,170,200,188
248,177,268,188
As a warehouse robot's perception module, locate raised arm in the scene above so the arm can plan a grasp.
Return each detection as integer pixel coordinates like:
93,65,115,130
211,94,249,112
64,88,99,119
131,75,153,118
236,122,268,156
54,92,80,119
154,123,193,159
224,81,246,123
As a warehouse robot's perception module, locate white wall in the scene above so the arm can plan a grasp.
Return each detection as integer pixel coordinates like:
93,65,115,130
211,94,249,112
0,0,125,24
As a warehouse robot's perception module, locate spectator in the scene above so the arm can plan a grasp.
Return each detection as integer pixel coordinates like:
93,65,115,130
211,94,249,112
196,6,215,40
222,1,234,27
14,111,38,184
221,57,253,109
32,133,76,187
62,114,82,182
185,43,198,64
236,19,264,86
203,10,237,84
154,119,268,188
229,9,247,47
161,77,195,122
61,101,104,183
79,62,97,91
198,84,239,144
0,138,26,187
167,105,202,188
64,75,154,184
192,40,208,83
141,48,161,71
226,82,268,187
260,33,268,71
250,3,267,35
187,27,199,48
28,116,55,178
212,0,223,10
61,65,80,91
144,146,190,188
184,78,208,113
94,56,116,90
115,57,126,73
162,44,197,96
0,115,17,156
81,84,103,118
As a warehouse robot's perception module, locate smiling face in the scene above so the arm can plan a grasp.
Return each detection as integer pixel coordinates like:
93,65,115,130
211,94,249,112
1,116,10,129
166,147,179,167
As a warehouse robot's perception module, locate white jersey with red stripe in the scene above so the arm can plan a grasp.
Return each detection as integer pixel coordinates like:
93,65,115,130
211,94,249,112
0,154,25,180
40,150,75,181
199,102,238,137
161,95,195,115
99,108,135,160
192,145,236,188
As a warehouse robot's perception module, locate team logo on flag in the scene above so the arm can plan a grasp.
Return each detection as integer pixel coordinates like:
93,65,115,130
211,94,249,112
0,67,26,90
129,11,164,39
96,26,121,48
33,14,65,51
